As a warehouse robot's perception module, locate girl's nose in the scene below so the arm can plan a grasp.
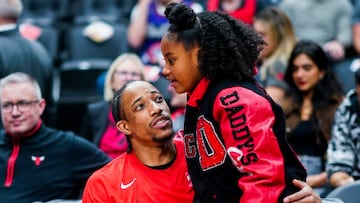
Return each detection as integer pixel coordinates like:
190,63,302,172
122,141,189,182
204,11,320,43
162,65,170,77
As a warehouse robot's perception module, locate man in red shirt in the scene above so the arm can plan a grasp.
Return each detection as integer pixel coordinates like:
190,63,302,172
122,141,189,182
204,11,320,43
82,80,193,203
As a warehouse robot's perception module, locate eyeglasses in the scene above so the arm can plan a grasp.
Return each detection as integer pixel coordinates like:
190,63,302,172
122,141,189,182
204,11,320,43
114,71,142,78
1,100,39,113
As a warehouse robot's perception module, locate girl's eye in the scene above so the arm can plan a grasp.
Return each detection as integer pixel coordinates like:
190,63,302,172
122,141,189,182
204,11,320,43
168,58,175,65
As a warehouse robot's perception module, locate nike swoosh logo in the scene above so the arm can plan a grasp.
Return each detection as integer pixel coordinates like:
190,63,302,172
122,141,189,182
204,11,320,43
120,178,136,189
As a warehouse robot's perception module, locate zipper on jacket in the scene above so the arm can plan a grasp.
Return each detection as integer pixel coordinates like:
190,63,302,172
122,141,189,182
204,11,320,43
4,137,20,187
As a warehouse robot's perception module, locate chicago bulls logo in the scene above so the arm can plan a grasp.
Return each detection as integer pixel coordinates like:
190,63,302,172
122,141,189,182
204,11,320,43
31,156,45,166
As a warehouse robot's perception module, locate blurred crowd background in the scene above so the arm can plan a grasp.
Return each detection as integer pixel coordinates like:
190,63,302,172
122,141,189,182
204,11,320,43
1,0,360,200
13,0,358,135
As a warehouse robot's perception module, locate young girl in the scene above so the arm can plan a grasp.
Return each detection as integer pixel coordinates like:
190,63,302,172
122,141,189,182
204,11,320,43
160,2,307,202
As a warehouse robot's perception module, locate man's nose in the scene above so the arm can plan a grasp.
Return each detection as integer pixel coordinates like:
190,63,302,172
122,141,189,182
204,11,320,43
150,101,162,115
10,104,21,114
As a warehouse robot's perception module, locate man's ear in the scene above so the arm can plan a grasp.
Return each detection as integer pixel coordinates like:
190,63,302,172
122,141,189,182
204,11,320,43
116,120,131,135
38,98,46,115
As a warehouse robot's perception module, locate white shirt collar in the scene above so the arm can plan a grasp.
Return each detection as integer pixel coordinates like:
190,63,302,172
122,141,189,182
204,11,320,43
0,24,17,32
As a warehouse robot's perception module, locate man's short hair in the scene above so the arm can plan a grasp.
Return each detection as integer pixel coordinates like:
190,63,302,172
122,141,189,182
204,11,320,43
0,72,42,100
0,0,23,20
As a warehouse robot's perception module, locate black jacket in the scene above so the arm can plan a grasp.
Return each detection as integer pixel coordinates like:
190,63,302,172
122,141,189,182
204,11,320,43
0,27,55,127
80,100,109,145
0,123,110,202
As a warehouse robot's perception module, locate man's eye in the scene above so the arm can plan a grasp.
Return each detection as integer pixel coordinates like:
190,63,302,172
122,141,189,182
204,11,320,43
17,101,27,107
135,104,144,111
155,95,164,103
2,103,11,108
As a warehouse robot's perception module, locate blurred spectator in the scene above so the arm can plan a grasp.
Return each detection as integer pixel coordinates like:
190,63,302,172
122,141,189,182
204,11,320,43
253,6,296,103
326,68,360,189
326,0,360,94
206,0,283,25
80,53,145,159
0,0,55,128
277,40,344,197
0,72,110,202
353,0,360,55
207,0,256,24
168,85,187,132
279,0,353,62
257,0,282,9
127,0,203,66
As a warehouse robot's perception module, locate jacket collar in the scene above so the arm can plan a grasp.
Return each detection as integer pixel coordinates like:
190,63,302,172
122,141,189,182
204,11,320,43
187,78,210,108
6,120,43,138
0,24,17,32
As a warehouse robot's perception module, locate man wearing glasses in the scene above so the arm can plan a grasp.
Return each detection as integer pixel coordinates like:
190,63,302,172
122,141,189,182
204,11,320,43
0,72,111,202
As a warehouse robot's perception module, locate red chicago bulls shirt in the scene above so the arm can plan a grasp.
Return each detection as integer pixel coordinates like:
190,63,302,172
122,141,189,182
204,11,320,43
183,78,306,203
0,121,110,202
82,138,194,203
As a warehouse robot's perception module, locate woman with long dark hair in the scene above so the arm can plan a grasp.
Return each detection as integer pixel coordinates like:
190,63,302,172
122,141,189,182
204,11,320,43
278,40,344,197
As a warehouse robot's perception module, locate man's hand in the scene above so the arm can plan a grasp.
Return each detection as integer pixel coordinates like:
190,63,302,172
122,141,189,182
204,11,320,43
283,179,321,203
323,41,345,61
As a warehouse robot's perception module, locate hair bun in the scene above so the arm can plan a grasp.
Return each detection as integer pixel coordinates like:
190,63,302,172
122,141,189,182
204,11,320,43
165,2,197,30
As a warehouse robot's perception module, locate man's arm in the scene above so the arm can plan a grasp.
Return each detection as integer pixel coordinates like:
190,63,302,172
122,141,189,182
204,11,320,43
326,97,356,188
329,171,355,188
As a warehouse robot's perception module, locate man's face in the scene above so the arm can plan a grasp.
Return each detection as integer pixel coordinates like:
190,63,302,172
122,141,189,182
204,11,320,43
0,82,45,136
117,81,174,148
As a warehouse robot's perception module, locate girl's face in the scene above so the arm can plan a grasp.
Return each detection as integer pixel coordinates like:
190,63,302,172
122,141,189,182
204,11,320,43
253,20,276,60
160,34,202,94
292,53,324,93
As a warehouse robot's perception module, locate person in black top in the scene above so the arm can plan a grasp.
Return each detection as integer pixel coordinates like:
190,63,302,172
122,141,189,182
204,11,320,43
0,72,110,203
0,0,55,127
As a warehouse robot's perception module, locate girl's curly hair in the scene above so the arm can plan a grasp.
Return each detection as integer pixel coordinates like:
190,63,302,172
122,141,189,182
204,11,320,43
164,2,265,83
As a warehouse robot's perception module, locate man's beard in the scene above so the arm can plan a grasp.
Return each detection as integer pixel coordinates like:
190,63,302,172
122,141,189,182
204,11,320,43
152,130,175,144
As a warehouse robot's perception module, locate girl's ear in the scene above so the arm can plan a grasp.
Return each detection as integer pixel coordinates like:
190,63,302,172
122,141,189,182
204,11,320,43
192,46,201,67
116,120,131,135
